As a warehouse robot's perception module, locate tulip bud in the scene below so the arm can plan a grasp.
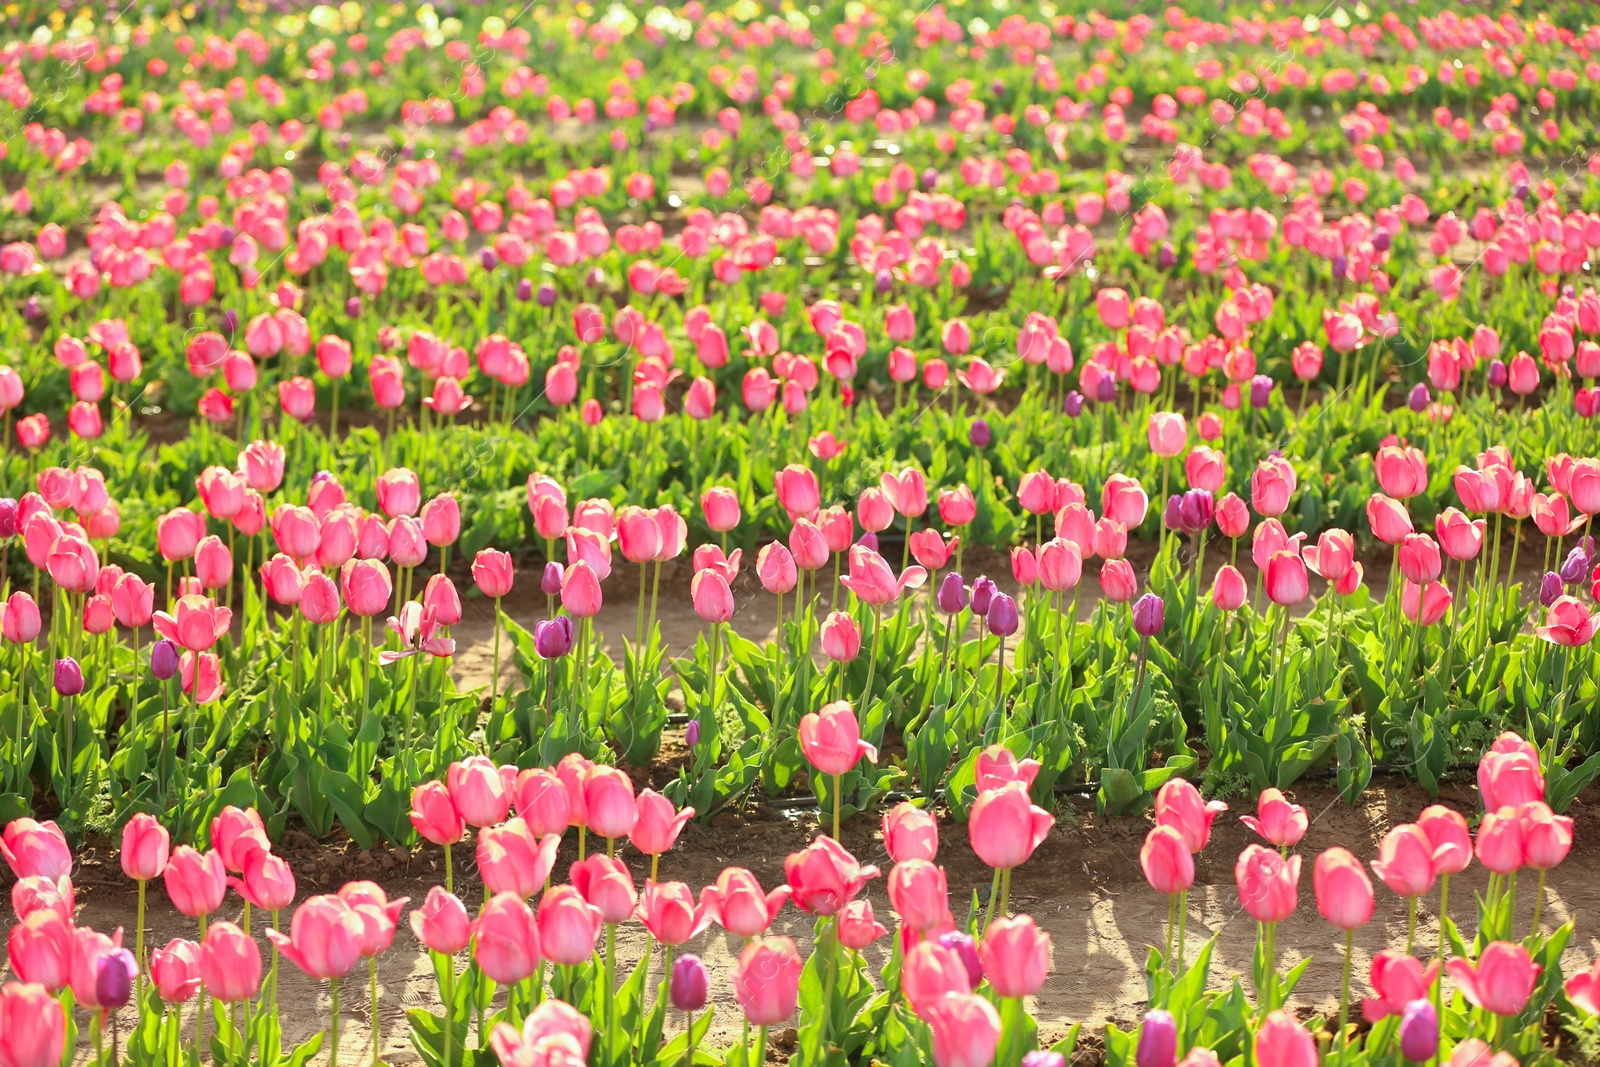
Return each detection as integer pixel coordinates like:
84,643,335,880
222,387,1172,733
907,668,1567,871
150,640,180,680
54,657,84,696
685,720,701,749
1063,390,1084,417
96,948,138,1010
534,617,575,659
986,592,1019,637
971,576,995,616
1487,359,1507,388
1408,383,1431,413
671,954,709,1012
1540,571,1564,606
969,419,992,448
1136,1010,1178,1067
1399,998,1438,1063
541,562,564,596
937,572,967,614
1132,593,1165,637
936,931,983,987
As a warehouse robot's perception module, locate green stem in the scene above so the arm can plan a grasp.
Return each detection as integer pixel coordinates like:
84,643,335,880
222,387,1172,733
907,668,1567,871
1338,928,1353,1052
329,976,340,1067
370,956,381,1066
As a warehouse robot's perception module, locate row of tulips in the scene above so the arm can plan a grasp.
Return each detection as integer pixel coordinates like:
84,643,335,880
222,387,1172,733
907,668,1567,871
6,728,1600,1066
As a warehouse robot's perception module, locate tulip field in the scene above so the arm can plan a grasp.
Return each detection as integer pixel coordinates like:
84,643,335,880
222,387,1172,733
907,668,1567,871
10,0,1600,1062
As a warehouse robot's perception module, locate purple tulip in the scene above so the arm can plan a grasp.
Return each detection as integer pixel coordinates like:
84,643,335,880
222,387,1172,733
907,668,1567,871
937,572,968,614
480,248,498,271
0,497,16,539
541,562,565,596
986,592,1019,637
685,719,701,749
1157,243,1177,270
1408,383,1431,413
1135,1010,1177,1067
1249,374,1274,409
516,278,535,301
670,954,709,1012
1095,377,1117,403
1561,546,1589,585
1332,254,1348,280
1179,489,1215,532
534,617,575,659
874,270,893,294
1540,571,1564,607
346,296,362,318
1399,998,1439,1063
95,948,137,1010
1132,593,1165,637
150,640,180,681
970,576,996,616
936,931,983,987
1063,390,1085,417
1162,494,1184,533
858,531,879,553
1487,359,1508,388
54,657,84,697
969,418,992,448
1372,230,1392,253
921,168,939,190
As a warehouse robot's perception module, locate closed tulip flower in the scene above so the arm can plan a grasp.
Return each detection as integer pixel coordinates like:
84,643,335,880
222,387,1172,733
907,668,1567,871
7,910,73,991
447,755,508,828
1140,826,1195,895
1399,998,1440,1063
570,855,637,925
882,802,939,863
1401,581,1453,627
923,992,1001,1067
774,465,821,518
1474,808,1525,875
1478,734,1544,812
1314,847,1375,930
267,894,365,980
1448,941,1541,1017
819,611,862,662
150,939,203,1003
409,780,465,845
339,558,392,617
472,893,542,984
968,783,1055,870
199,922,261,1002
120,813,170,882
903,941,975,1012
230,849,296,913
584,766,638,841
1375,444,1429,499
1254,1011,1317,1067
756,542,797,594
1265,550,1309,606
837,898,888,950
0,981,67,1067
637,879,711,945
799,701,878,776
1417,806,1472,876
409,886,472,956
1102,474,1149,527
1521,801,1573,870
887,859,951,932
1250,456,1297,517
630,790,693,857
1100,558,1138,602
560,560,603,617
163,846,226,918
1371,824,1441,897
472,548,514,598
1211,564,1247,611
1398,533,1443,585
537,886,602,966
690,569,734,623
731,936,803,1025
980,915,1050,998
1234,844,1300,923
1136,1010,1178,1067
1154,779,1228,853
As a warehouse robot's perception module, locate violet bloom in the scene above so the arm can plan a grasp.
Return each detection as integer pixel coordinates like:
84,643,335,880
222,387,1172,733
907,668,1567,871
1249,374,1274,409
1063,390,1085,417
1157,243,1177,270
0,497,16,539
670,954,709,1012
1095,377,1117,403
1132,593,1165,637
221,309,239,334
970,418,992,448
937,931,983,986
541,562,564,596
987,592,1019,637
937,572,968,614
96,948,137,1010
534,617,574,659
1179,489,1215,532
1399,999,1438,1063
858,531,879,553
537,282,557,307
1539,571,1563,607
1408,383,1431,413
685,720,701,749
54,657,84,696
1487,359,1508,388
970,576,996,616
1135,1010,1177,1067
150,640,180,680
480,249,498,271
516,279,534,301
1561,546,1589,585
1162,494,1184,533
874,270,893,294
346,297,362,318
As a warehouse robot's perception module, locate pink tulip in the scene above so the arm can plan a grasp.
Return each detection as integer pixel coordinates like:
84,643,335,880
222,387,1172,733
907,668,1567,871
410,780,466,845
785,836,879,916
1233,844,1300,923
163,846,226,918
1240,789,1307,848
560,560,604,617
210,805,269,874
583,765,637,841
1448,941,1541,1017
1478,733,1544,811
732,936,803,1025
882,803,939,863
630,789,693,856
700,867,790,939
636,879,711,945
799,700,878,776
410,886,472,956
902,941,973,1010
1154,779,1228,853
570,855,637,925
339,881,409,958
887,859,951,933
1370,824,1441,898
229,849,296,912
7,910,73,991
448,755,509,827
1148,412,1187,457
837,898,887,950
1141,826,1195,895
477,818,561,899
1,819,70,881
974,745,1042,795
1417,805,1473,876
150,939,203,1003
1521,801,1573,870
919,993,1001,1067
120,813,170,882
1474,808,1525,875
200,921,262,1002
537,886,603,966
980,915,1050,998
774,465,821,518
151,594,232,653
268,894,366,980
1314,847,1374,930
1364,951,1442,1021
513,768,571,838
1254,1011,1317,1067
0,981,67,1067
968,783,1054,871
489,1001,592,1067
472,893,542,984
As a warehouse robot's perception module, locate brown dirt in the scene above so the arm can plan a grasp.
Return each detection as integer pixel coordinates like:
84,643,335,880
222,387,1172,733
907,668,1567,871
20,779,1600,1066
